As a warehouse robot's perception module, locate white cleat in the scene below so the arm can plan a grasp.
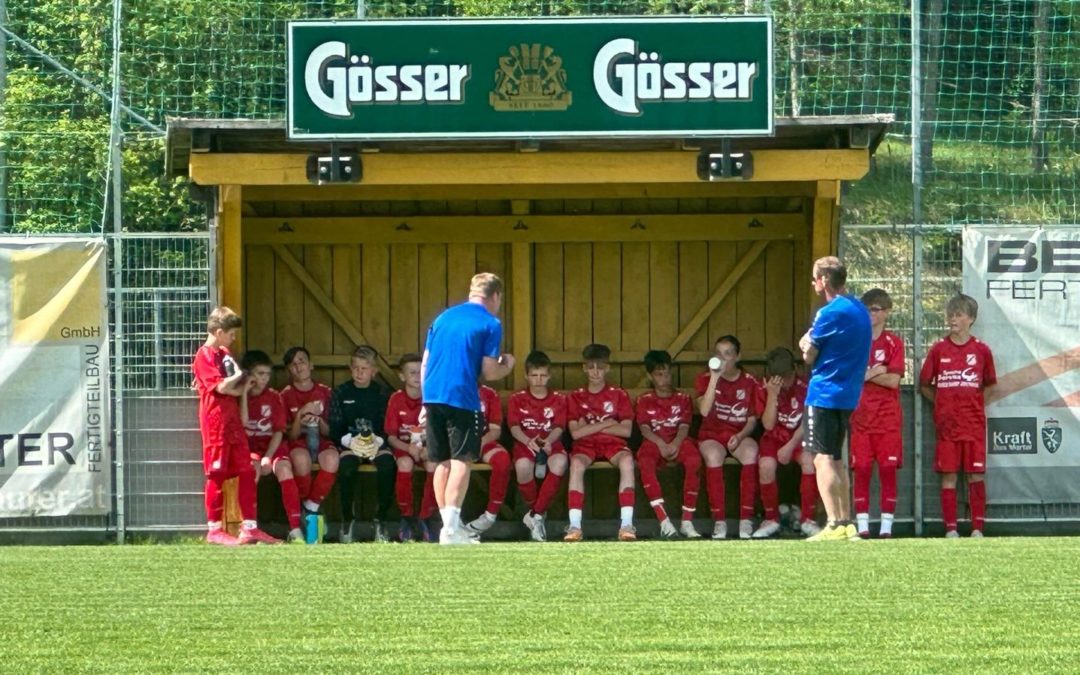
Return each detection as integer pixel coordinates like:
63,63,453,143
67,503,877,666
340,519,356,544
739,519,754,539
659,519,678,539
799,521,822,537
463,516,494,537
752,519,781,539
945,530,961,539
970,530,984,538
711,521,728,540
287,527,305,544
680,520,702,539
531,514,547,542
440,527,480,545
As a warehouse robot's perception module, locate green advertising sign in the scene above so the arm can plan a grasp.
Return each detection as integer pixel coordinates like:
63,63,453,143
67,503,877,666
287,17,773,140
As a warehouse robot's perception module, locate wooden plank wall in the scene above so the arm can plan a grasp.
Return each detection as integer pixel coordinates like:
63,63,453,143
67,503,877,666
244,197,803,391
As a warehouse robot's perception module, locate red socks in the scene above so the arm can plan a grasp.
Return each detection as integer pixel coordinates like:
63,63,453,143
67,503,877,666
639,455,665,519
739,463,757,520
294,473,312,501
518,478,538,510
237,469,257,521
396,470,414,517
619,487,635,508
486,451,511,515
680,452,701,517
568,489,585,511
420,472,437,519
760,480,779,522
279,477,301,529
969,480,986,532
853,463,872,514
879,464,898,514
204,477,223,522
706,466,726,520
941,487,958,532
800,473,818,522
533,471,563,516
307,466,337,506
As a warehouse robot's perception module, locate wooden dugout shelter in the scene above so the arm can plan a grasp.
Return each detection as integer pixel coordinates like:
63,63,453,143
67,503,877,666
166,115,891,392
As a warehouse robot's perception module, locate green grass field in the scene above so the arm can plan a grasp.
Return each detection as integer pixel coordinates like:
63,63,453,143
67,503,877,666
3,538,1078,673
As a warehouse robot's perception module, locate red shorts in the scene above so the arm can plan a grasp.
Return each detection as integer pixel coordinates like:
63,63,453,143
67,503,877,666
392,447,427,463
203,440,250,478
481,442,508,459
636,438,700,466
571,436,630,462
511,440,567,463
697,428,738,448
758,433,804,465
935,438,986,474
851,429,903,470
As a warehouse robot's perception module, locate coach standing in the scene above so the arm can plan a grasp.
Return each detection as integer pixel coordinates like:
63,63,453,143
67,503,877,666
799,256,872,542
422,272,515,545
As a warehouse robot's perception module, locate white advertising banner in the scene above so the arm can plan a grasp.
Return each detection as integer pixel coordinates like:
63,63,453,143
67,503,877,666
963,226,1080,504
0,238,110,516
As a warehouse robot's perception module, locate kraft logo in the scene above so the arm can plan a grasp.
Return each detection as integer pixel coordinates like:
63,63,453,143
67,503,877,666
988,417,1038,454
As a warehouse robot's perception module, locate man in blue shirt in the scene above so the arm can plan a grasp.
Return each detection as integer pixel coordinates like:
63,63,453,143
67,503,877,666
798,256,872,542
422,273,515,545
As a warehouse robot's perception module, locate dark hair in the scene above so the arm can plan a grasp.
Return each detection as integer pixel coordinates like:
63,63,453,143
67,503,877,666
861,288,893,311
946,293,979,321
715,334,742,355
582,343,611,363
525,350,552,371
765,347,796,378
351,345,378,364
241,350,273,371
398,352,423,369
283,346,309,367
207,306,242,333
643,349,673,374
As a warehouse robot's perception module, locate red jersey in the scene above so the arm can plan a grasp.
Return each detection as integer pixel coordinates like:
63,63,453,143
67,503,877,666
919,336,997,441
851,331,905,433
479,385,504,427
244,387,287,453
507,389,568,437
568,384,633,443
695,370,760,437
280,382,333,429
754,377,807,445
385,389,425,443
191,344,245,447
635,390,693,444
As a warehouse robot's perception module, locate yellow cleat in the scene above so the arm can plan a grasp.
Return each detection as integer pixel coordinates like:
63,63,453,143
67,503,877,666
806,524,847,542
846,524,863,541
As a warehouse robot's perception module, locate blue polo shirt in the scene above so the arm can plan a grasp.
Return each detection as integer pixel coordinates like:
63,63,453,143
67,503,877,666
806,294,872,410
422,302,502,411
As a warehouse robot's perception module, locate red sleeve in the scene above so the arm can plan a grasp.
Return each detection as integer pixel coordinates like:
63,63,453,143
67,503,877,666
482,387,503,425
753,381,768,417
634,394,650,427
982,342,998,387
616,389,633,421
678,392,693,425
553,393,568,429
507,391,523,427
567,390,585,424
317,384,332,421
887,334,906,376
694,371,709,397
271,391,287,432
192,347,223,394
919,343,938,387
385,392,402,436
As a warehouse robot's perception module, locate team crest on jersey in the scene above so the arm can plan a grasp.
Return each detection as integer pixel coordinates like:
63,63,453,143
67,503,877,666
543,407,554,419
260,404,272,418
603,401,614,413
736,389,746,401
790,397,798,410
875,349,886,363
966,353,977,366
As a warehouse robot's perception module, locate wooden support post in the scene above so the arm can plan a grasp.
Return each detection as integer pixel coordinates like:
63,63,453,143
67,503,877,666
511,242,532,389
220,184,244,353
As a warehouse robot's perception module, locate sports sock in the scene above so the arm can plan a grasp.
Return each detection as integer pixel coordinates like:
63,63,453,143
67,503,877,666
969,480,986,532
204,477,224,522
619,488,635,528
485,451,511,516
941,487,958,532
237,469,257,521
760,480,779,522
739,462,758,520
800,473,819,522
639,454,664,519
648,498,669,522
419,472,437,519
307,466,337,506
303,499,319,512
681,454,701,515
706,466,726,520
241,519,257,531
879,464,898,515
517,478,538,510
856,512,870,534
880,512,894,537
279,477,301,529
374,453,397,521
568,489,584,529
441,506,461,532
533,470,563,516
337,455,360,522
207,520,223,531
395,470,414,517
852,462,871,515
294,472,313,501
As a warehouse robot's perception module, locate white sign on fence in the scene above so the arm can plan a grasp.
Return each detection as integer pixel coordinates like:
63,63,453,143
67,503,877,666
0,238,111,516
964,226,1080,504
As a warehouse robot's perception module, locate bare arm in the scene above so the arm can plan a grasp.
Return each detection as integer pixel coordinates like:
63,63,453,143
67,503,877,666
481,354,515,382
920,385,935,403
697,373,720,416
569,418,616,440
868,372,902,389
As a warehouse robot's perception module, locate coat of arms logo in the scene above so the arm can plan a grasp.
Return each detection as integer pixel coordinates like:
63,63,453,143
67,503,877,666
490,43,572,111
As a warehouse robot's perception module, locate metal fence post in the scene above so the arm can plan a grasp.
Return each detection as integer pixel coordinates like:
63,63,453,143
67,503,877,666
912,228,925,536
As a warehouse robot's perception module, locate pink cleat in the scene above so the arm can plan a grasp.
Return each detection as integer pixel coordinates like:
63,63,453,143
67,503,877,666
206,529,240,546
238,527,282,545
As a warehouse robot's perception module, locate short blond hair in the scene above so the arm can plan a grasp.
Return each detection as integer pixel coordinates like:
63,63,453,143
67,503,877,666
812,256,847,289
469,272,503,299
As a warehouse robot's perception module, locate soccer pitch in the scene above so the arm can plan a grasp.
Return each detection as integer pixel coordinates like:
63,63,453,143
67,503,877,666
3,538,1077,673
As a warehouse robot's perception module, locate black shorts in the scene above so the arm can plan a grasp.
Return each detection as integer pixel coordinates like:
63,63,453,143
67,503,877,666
424,403,485,463
804,405,852,461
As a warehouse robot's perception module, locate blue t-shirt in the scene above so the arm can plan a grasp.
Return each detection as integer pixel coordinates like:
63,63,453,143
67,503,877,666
422,302,502,411
806,294,872,410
